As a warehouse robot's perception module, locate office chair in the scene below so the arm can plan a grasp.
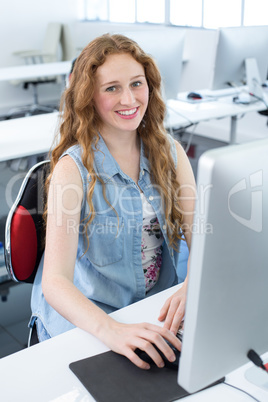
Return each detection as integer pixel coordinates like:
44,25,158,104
12,22,62,64
258,109,268,126
8,23,62,117
5,160,50,284
60,24,78,62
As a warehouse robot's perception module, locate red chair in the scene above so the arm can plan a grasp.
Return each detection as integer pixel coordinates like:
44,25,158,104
5,160,50,283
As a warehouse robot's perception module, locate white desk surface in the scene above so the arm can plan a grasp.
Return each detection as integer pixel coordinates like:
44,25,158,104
0,112,58,162
0,61,72,82
167,95,266,128
0,284,267,402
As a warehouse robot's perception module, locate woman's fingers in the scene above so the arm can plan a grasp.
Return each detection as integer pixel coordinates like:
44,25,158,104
163,297,181,331
108,322,181,369
166,301,185,335
159,285,187,334
158,297,171,322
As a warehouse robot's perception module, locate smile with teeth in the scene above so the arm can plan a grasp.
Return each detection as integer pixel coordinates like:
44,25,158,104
116,107,138,116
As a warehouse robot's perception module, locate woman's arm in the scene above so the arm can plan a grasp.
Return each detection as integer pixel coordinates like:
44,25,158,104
42,155,181,369
158,140,196,334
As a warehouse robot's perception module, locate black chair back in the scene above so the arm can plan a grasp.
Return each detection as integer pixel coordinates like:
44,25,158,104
5,160,50,283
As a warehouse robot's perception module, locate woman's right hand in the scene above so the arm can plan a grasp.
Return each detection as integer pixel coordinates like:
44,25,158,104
100,320,181,369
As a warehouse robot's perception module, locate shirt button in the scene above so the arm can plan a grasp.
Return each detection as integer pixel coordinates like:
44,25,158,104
142,170,145,175
149,196,154,201
162,224,167,230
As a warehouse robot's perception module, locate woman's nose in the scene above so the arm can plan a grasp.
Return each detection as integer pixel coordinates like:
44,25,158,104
120,87,135,105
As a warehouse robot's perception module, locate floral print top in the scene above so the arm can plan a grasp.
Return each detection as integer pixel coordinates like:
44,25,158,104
141,192,164,292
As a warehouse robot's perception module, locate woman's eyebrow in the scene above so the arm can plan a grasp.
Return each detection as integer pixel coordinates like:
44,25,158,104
100,74,146,88
100,80,119,88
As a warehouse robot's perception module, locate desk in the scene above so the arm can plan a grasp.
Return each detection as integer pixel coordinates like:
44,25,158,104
0,112,58,162
0,61,72,83
0,284,267,401
166,95,267,144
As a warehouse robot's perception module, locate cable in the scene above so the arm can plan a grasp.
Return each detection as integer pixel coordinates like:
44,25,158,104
166,104,195,126
247,349,268,373
249,92,268,110
184,123,198,154
224,382,261,402
227,80,268,109
248,79,268,109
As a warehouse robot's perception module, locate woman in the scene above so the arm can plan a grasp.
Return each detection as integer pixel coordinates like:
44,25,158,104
30,33,196,369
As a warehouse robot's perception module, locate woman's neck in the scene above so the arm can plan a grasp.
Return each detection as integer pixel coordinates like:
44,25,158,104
100,130,141,184
100,129,140,157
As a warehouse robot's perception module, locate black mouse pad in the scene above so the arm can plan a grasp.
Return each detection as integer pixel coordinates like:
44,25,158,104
69,350,224,402
69,350,188,402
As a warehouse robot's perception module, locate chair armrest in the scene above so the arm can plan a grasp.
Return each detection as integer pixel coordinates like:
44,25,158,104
13,51,55,63
13,50,39,57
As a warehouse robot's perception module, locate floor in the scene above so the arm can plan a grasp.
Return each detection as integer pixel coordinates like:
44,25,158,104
0,281,32,359
0,318,30,357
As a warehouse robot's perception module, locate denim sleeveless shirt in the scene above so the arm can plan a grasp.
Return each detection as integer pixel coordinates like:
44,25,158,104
30,134,184,338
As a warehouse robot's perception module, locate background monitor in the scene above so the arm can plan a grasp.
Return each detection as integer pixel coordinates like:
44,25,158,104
178,138,268,393
210,26,268,91
120,28,185,100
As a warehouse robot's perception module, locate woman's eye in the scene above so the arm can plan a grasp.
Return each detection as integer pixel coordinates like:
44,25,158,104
132,81,142,88
106,86,116,92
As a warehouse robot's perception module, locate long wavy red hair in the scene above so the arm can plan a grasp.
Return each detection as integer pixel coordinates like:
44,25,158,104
46,33,183,249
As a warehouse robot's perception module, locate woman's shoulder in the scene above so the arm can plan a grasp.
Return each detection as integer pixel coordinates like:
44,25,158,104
53,155,83,188
57,144,90,187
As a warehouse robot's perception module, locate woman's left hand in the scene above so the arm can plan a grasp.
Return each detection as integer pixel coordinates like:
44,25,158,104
158,279,188,335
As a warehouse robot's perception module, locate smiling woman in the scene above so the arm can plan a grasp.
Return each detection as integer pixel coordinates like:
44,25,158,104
30,33,196,371
93,53,149,137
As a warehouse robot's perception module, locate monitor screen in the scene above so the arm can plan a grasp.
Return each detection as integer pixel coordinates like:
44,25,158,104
210,26,268,91
178,138,268,393
120,28,185,100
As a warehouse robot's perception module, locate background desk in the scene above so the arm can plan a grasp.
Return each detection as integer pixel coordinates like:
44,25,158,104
0,61,72,83
166,95,268,144
0,112,58,162
0,284,267,402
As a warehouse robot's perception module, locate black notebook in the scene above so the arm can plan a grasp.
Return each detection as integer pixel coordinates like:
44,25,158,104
69,350,224,402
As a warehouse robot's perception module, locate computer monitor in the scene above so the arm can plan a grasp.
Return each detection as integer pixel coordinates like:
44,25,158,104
120,28,185,100
178,138,268,393
210,26,268,96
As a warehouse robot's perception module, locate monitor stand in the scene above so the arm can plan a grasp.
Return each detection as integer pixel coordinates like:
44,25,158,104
245,57,266,100
244,359,268,391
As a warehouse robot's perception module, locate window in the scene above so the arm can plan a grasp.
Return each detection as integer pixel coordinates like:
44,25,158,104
83,0,108,20
244,0,268,26
137,0,165,24
203,0,242,29
170,0,202,27
109,0,135,23
81,0,268,28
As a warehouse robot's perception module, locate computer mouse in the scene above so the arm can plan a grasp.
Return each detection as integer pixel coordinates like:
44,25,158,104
187,92,203,100
135,340,181,370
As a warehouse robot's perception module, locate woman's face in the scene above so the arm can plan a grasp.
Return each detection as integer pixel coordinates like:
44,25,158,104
93,53,149,137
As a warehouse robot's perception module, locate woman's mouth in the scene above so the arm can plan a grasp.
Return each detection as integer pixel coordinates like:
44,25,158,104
116,107,139,119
